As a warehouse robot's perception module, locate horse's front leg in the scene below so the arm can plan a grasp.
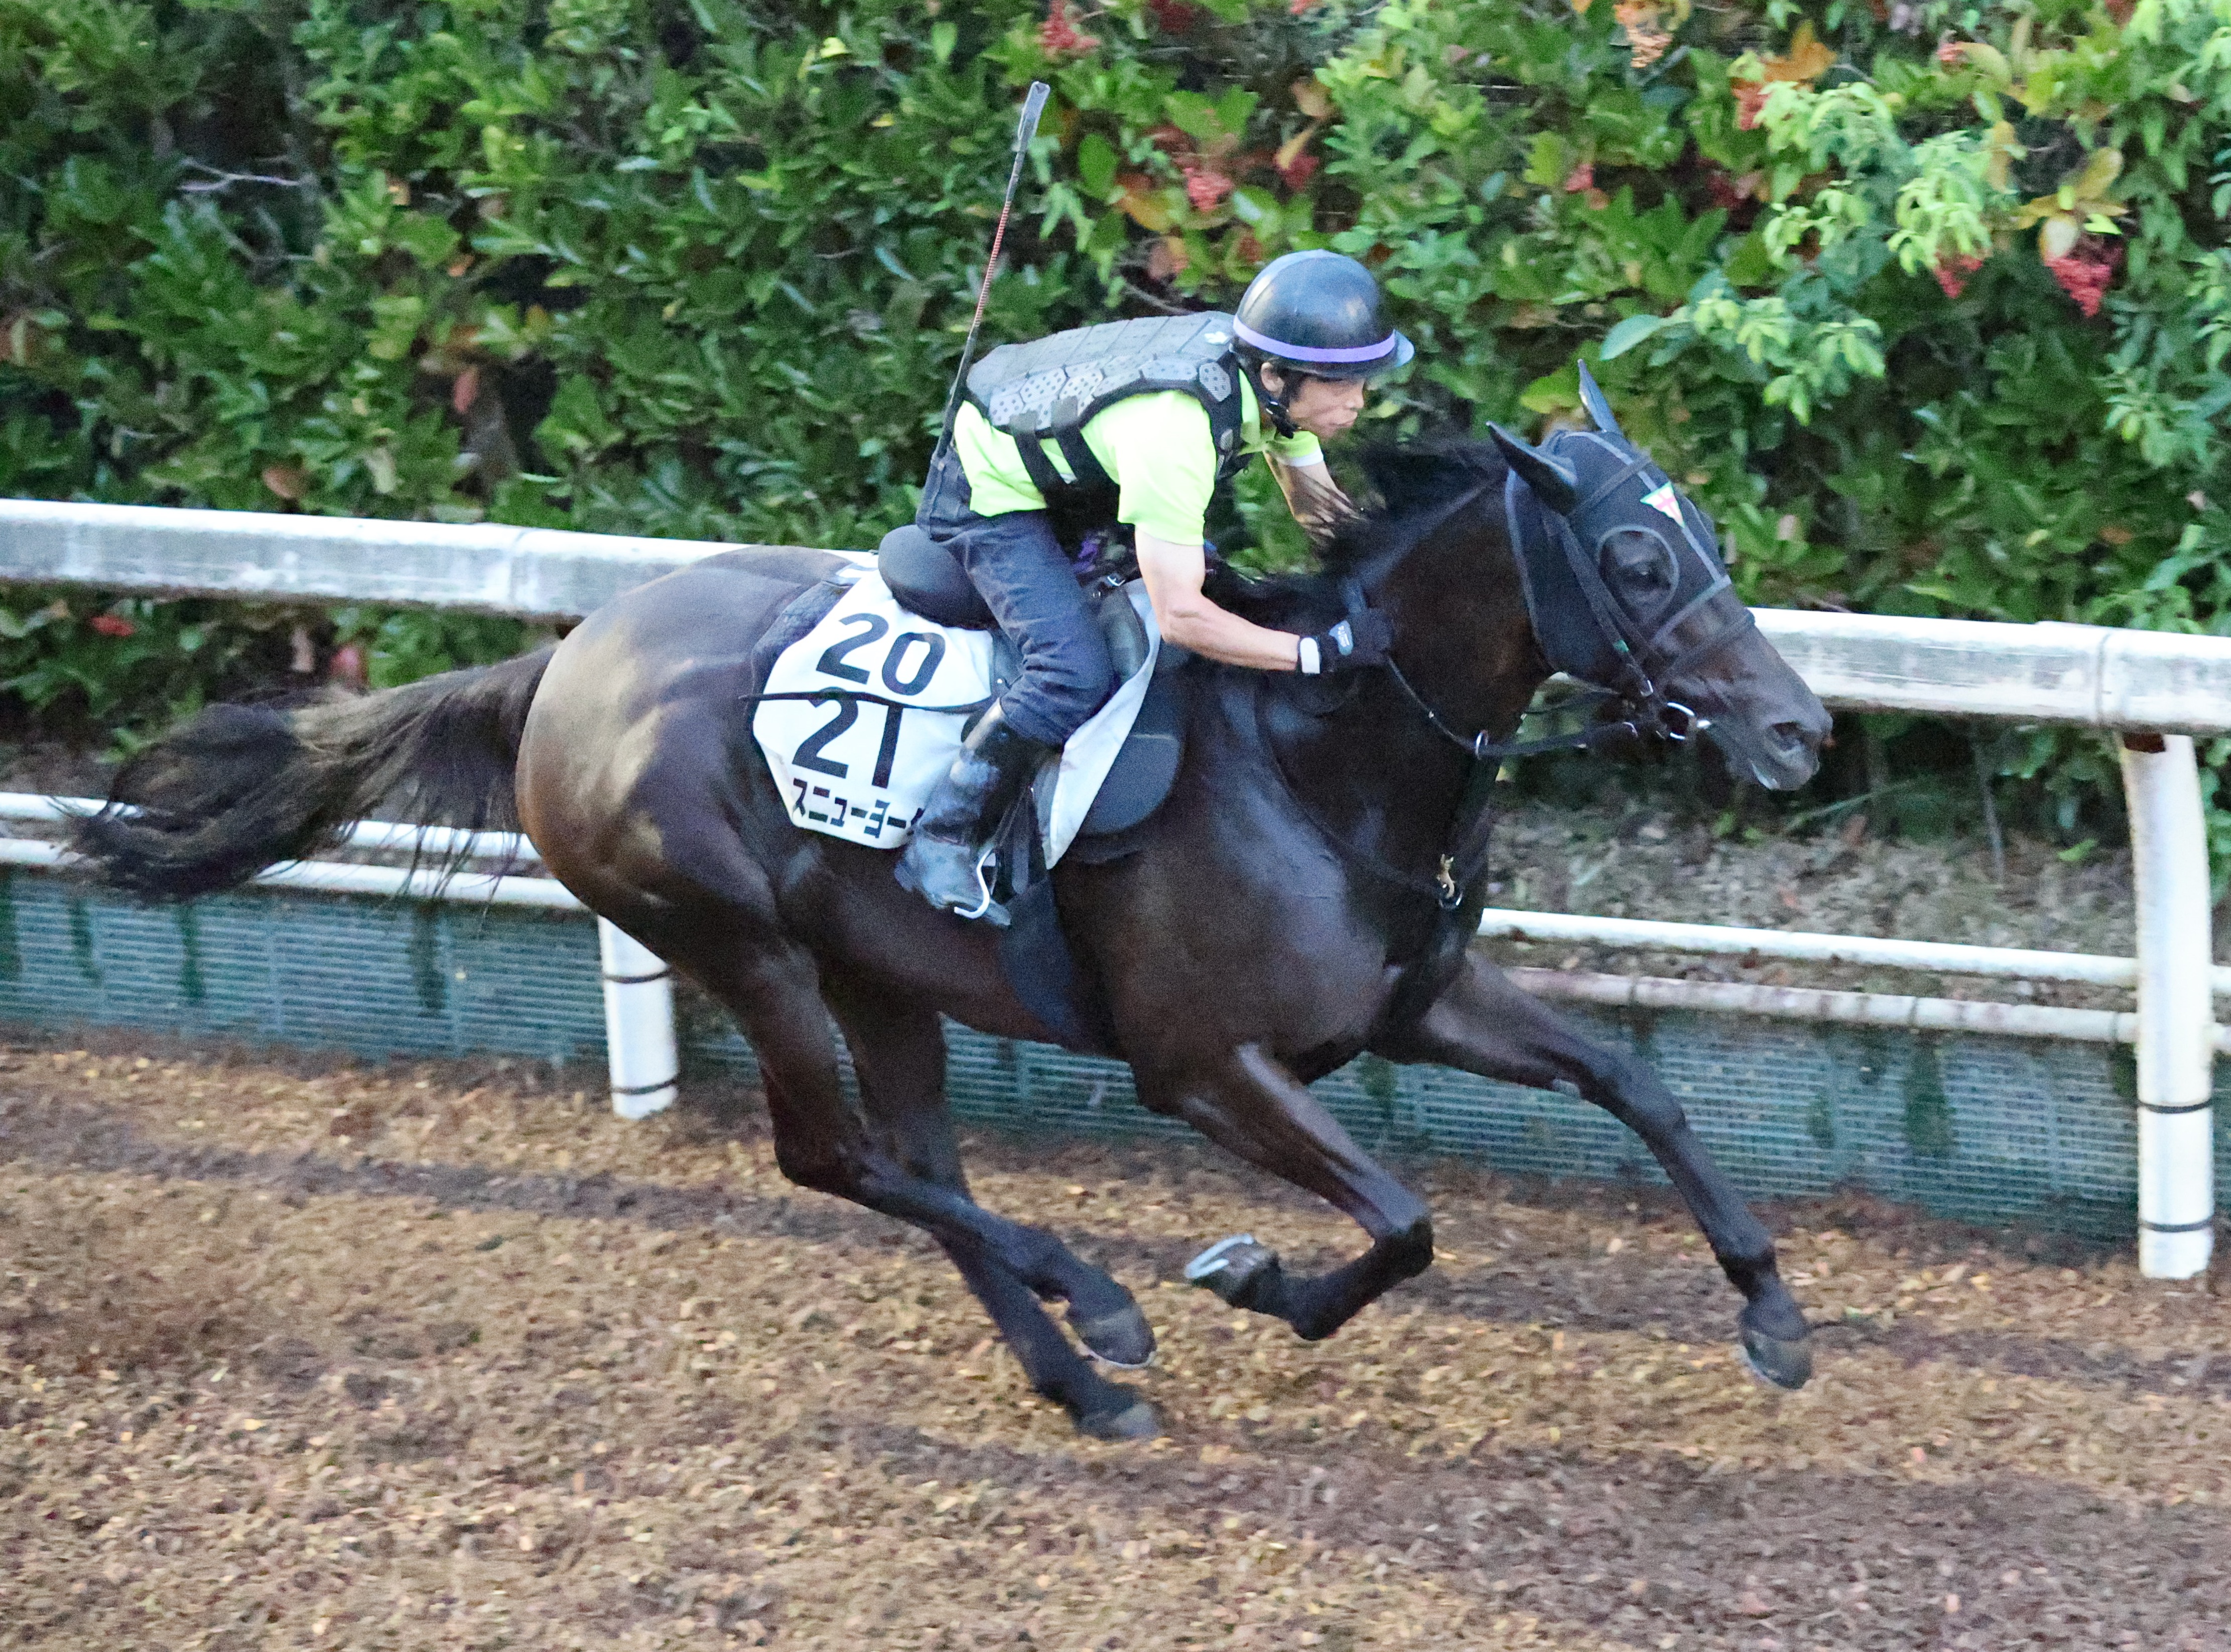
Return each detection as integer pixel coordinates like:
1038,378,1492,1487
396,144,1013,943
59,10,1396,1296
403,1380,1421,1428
1144,1045,1434,1341
1373,952,1812,1389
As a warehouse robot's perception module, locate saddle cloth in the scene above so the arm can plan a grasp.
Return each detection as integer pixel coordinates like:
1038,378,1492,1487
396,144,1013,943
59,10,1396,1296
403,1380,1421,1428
751,559,1161,866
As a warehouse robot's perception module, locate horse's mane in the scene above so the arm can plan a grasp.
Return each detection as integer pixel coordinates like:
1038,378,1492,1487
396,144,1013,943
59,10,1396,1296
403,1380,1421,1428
1220,438,1507,620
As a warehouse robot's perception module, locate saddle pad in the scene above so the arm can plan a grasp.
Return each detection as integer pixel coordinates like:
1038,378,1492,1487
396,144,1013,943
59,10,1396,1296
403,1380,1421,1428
752,568,1158,864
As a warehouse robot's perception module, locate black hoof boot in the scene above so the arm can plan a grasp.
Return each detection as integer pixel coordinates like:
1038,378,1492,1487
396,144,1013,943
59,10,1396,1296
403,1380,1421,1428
1075,1394,1161,1441
1185,1234,1285,1315
1070,1304,1157,1369
893,704,1048,926
1738,1300,1813,1390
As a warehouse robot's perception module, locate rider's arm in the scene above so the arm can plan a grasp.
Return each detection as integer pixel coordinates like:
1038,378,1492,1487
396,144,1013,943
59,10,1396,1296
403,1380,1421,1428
1135,532,1302,671
1084,395,1310,670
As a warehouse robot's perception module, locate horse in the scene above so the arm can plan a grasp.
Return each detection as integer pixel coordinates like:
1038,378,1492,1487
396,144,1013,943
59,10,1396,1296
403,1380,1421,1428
72,386,1830,1442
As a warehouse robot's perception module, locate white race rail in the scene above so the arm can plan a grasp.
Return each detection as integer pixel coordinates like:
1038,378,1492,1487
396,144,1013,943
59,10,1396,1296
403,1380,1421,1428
1507,966,2231,1053
1478,907,2231,995
2,498,2223,1269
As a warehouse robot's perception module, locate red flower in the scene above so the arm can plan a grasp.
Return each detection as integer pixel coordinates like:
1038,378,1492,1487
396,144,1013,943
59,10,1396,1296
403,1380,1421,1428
1143,0,1198,28
1038,0,1099,57
1182,163,1234,212
2042,241,2120,318
1563,162,1595,194
1932,251,1985,300
1733,82,1771,131
1276,149,1319,190
1936,38,1965,66
89,613,136,638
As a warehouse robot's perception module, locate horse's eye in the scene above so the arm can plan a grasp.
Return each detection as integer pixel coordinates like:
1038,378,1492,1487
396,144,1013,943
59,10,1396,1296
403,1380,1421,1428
1602,528,1675,595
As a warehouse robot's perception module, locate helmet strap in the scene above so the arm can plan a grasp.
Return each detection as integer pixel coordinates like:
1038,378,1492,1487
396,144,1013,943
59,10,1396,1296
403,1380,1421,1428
1249,360,1298,439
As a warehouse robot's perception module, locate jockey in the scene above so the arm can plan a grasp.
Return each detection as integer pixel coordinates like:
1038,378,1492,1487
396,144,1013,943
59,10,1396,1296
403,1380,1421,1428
897,248,1415,923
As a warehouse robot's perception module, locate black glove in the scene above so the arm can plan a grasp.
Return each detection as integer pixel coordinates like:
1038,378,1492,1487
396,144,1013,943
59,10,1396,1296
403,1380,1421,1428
1297,609,1394,675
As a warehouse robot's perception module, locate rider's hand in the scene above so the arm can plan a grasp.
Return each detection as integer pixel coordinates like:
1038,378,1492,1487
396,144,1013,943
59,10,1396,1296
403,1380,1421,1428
1296,610,1393,675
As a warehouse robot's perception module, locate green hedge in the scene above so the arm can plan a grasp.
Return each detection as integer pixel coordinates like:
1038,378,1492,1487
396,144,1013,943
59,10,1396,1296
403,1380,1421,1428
4,0,2227,845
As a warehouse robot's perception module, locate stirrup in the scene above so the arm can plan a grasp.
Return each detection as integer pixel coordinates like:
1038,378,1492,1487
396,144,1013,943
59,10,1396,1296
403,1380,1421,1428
953,842,1001,923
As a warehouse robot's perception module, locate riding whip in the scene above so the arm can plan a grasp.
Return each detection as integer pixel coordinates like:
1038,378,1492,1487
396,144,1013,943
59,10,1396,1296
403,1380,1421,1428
932,79,1051,459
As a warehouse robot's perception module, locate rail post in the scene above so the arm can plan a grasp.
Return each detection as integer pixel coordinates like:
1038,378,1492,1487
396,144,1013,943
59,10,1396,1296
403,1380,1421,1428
2121,734,2216,1278
598,919,679,1119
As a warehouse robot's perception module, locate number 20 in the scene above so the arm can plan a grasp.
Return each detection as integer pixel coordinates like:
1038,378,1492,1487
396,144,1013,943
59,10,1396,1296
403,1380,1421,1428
815,614,947,698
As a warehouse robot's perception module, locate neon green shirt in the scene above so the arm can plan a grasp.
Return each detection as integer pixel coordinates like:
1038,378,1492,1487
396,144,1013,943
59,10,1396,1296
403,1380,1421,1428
952,376,1323,547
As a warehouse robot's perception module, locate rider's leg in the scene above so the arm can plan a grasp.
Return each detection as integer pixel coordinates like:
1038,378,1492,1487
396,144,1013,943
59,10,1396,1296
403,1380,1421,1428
896,509,1112,923
893,702,1045,924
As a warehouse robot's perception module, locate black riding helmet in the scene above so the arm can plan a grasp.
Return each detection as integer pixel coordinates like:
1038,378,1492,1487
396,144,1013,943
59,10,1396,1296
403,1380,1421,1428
1233,250,1414,431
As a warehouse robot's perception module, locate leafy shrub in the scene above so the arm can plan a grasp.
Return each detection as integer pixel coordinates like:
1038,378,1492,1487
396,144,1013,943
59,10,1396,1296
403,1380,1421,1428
0,592,299,741
2,0,2223,853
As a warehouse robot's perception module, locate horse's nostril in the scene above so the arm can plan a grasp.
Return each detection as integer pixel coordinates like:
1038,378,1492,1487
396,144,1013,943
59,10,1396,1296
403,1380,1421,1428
1768,720,1818,755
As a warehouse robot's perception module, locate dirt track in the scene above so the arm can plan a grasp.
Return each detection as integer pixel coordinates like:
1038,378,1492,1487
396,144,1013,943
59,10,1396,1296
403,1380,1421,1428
4,1040,2230,1649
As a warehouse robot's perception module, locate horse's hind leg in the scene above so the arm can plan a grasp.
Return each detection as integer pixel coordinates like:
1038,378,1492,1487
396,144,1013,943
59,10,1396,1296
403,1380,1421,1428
1374,953,1810,1389
672,936,1152,1379
1143,1046,1435,1343
825,980,1157,1441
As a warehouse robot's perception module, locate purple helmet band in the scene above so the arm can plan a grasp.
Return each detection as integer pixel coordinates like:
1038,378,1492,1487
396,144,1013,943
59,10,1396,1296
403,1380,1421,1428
1232,317,1398,364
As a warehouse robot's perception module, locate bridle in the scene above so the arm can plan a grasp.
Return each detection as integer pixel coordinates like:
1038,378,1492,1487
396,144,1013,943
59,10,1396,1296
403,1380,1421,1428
1526,432,1760,737
1270,440,1758,915
1338,446,1755,769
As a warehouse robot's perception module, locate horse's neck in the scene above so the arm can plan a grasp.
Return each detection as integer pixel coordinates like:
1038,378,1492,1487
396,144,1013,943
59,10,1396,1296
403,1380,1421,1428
1255,500,1545,875
1373,497,1545,745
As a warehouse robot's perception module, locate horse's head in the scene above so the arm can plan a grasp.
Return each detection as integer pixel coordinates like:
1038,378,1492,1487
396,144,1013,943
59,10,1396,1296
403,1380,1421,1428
1487,365,1828,791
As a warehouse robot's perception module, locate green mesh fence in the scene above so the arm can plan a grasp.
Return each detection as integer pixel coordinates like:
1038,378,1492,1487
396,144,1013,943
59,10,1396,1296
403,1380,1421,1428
0,868,2209,1239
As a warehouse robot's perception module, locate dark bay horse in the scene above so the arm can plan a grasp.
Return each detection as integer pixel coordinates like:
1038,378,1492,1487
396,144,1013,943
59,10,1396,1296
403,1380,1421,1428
75,404,1830,1441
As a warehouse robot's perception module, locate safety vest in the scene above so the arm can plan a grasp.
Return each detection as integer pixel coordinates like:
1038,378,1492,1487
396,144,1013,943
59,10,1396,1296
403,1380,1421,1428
964,312,1251,512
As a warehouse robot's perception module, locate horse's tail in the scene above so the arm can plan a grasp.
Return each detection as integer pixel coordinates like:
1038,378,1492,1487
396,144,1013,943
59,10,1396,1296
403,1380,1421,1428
71,646,556,900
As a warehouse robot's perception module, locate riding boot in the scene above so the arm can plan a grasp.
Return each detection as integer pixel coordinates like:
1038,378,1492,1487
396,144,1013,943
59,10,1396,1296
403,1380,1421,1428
894,703,1051,926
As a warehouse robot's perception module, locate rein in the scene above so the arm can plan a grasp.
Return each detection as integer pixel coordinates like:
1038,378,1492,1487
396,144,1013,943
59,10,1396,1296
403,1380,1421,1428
1325,471,1677,774
1263,475,1583,916
1336,488,1632,764
1341,462,1750,766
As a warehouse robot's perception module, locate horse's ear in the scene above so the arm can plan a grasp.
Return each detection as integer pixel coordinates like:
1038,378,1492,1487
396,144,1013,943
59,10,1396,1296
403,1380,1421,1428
1488,424,1580,514
1576,360,1626,441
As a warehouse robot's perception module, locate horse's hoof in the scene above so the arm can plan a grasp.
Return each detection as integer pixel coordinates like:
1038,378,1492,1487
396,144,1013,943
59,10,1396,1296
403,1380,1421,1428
1185,1234,1280,1310
1071,1304,1157,1369
1076,1398,1161,1442
1738,1323,1813,1390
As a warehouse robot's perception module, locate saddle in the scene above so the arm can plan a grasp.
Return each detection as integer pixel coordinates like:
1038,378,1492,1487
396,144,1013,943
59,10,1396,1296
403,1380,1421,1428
875,524,1190,848
848,525,1188,1054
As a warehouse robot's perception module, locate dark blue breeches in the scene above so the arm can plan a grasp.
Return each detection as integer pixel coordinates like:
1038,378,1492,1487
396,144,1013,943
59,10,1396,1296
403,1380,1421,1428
918,453,1114,747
